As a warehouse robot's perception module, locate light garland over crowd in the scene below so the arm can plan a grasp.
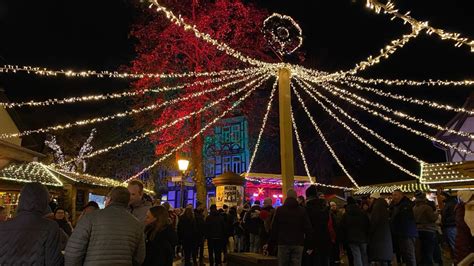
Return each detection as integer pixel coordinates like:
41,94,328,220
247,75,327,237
293,87,360,189
245,78,278,178
290,108,353,190
295,81,419,178
59,74,268,167
318,82,474,155
0,68,258,108
322,81,474,141
0,64,263,79
338,79,474,116
366,0,474,52
126,75,273,181
0,72,264,139
296,78,424,164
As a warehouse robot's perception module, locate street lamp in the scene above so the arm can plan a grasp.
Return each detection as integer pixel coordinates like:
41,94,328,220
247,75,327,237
177,159,189,208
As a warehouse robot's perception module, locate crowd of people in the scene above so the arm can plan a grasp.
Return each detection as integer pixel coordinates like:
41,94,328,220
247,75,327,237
0,180,473,266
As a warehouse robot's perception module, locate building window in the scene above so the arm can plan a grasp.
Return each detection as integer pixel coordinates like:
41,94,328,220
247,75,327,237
223,156,231,172
222,126,231,143
232,156,242,173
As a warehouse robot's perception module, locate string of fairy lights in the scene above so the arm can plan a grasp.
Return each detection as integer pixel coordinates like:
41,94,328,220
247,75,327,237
296,78,424,164
58,74,268,167
0,68,259,108
294,80,419,179
290,108,353,190
317,81,474,155
320,81,474,141
0,71,264,139
126,75,272,181
4,0,474,191
292,85,360,189
366,0,474,52
245,78,278,179
337,79,474,116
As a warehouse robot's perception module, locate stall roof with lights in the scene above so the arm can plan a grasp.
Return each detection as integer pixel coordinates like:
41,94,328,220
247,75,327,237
354,181,431,195
0,161,65,187
421,161,474,186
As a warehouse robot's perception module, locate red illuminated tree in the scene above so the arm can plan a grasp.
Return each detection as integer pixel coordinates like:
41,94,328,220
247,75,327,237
129,0,274,204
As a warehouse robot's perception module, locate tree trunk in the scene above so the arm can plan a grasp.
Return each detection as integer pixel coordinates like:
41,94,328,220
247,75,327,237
192,115,207,207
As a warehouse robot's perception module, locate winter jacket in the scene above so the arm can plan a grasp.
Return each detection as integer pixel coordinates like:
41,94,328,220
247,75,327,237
454,202,474,264
178,216,199,244
65,202,146,266
194,209,206,240
0,183,63,266
129,199,152,223
305,198,331,254
368,198,393,261
205,210,226,239
244,205,263,235
56,219,73,236
441,196,457,228
270,197,313,246
143,224,178,266
341,203,370,244
413,199,438,232
390,196,418,238
260,205,275,244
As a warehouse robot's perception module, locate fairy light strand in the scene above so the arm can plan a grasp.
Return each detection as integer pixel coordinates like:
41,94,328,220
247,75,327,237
366,0,474,52
290,107,353,190
1,68,260,108
0,64,263,79
1,71,263,139
296,77,424,164
317,81,474,155
342,26,422,76
322,80,474,140
126,75,272,182
149,0,272,68
292,83,360,188
344,75,474,87
245,78,278,177
58,75,268,166
337,79,474,116
295,80,419,179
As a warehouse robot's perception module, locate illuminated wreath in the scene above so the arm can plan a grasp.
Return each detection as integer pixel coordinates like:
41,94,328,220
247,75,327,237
263,13,303,56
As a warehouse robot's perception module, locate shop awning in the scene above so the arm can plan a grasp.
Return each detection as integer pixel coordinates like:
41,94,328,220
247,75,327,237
0,162,65,187
354,181,431,195
421,161,474,185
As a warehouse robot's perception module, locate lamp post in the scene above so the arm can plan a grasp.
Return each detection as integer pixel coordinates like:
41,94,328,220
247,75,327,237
177,159,189,208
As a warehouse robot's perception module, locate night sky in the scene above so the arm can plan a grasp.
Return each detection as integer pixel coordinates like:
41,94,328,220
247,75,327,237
1,0,474,185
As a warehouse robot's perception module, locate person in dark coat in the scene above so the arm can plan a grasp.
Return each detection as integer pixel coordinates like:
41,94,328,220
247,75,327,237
440,191,457,255
0,182,63,265
269,189,313,266
341,197,370,266
143,205,178,266
367,192,393,265
205,204,226,266
54,207,73,236
390,189,417,266
178,206,199,266
305,185,332,266
194,204,206,264
260,197,275,254
244,200,263,253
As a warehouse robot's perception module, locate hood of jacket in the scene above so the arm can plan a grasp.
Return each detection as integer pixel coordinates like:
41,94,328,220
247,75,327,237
283,197,299,208
17,182,50,215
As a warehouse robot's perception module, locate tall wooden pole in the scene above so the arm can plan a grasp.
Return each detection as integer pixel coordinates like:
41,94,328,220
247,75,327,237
278,68,294,199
